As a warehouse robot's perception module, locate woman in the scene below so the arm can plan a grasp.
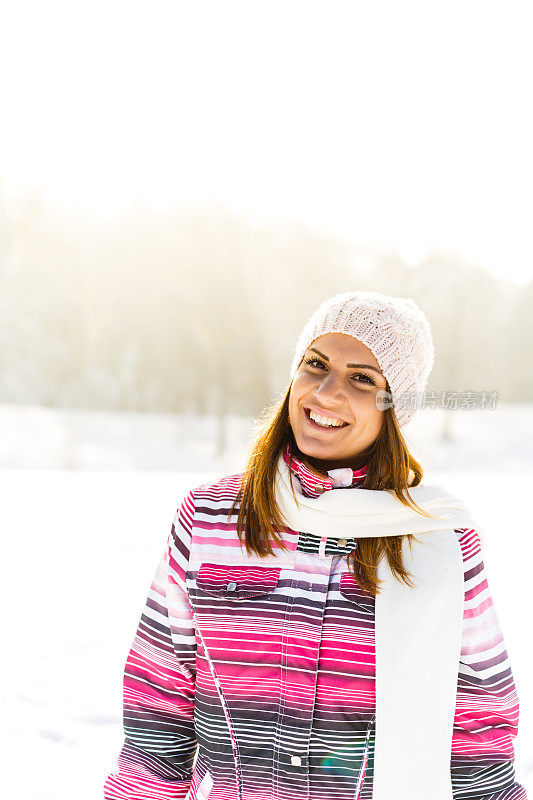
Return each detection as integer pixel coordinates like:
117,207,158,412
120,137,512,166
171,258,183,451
104,291,527,800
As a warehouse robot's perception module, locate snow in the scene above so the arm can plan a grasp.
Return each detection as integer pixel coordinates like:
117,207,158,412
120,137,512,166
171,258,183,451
1,403,531,798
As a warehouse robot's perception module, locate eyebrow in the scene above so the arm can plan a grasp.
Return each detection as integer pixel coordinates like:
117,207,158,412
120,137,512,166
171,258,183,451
308,347,384,375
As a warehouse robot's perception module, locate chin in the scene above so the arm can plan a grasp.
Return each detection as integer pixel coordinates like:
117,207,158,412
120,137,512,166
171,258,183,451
294,436,340,458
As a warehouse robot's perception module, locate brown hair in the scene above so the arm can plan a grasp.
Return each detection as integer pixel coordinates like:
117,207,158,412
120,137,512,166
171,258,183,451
229,379,438,598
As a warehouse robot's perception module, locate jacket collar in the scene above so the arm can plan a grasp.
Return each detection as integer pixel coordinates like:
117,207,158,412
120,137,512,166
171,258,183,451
283,442,367,498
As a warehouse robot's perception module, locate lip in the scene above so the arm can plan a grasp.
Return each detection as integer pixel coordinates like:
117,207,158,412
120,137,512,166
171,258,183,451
303,406,350,430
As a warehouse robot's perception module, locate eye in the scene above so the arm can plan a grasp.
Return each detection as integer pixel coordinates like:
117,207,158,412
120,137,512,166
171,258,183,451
303,357,376,386
304,356,326,370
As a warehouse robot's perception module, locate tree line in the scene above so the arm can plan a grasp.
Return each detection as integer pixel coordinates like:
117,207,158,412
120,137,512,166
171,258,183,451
1,188,531,418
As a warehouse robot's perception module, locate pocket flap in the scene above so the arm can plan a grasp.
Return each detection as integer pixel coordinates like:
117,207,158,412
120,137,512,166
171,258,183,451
197,562,281,599
339,570,375,614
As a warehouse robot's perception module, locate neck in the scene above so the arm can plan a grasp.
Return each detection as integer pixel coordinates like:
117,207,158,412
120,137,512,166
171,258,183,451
302,453,367,475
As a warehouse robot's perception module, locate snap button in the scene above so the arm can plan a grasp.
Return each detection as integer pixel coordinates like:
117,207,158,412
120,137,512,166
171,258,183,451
290,755,302,766
314,484,325,493
338,538,347,547
226,582,237,591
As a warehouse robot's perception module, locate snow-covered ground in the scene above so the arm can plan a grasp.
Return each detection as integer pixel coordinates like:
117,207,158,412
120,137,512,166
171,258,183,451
1,403,532,798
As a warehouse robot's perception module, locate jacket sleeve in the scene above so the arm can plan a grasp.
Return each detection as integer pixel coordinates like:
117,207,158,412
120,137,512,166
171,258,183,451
103,489,198,799
451,528,528,800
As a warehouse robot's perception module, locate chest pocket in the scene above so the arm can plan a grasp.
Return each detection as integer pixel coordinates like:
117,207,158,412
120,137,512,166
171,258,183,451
339,570,375,615
196,562,281,600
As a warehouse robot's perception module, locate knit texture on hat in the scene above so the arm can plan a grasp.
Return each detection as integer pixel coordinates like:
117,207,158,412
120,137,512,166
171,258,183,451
289,290,435,426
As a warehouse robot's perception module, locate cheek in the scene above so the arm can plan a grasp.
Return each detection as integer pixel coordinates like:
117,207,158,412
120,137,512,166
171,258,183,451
362,399,385,431
349,391,383,424
290,373,309,401
355,387,381,406
288,385,302,419
288,378,313,424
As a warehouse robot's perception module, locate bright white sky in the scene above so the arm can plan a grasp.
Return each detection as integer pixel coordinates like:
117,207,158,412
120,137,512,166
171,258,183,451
1,0,532,284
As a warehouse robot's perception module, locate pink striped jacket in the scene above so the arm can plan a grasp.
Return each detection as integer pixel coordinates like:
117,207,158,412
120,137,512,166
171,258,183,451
104,447,527,800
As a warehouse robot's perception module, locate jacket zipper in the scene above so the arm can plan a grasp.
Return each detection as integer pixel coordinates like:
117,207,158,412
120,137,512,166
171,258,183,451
191,609,243,799
354,714,375,799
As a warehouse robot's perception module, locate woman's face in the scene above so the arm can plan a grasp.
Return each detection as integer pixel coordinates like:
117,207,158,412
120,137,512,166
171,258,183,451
288,332,388,473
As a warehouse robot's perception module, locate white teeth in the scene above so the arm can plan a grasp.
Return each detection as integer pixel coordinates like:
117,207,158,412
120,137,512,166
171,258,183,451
308,409,346,427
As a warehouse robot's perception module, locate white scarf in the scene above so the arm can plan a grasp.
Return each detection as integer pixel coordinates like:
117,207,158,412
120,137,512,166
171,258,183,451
274,453,481,800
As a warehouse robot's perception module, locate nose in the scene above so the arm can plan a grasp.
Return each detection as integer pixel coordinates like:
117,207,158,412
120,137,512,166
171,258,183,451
313,369,346,400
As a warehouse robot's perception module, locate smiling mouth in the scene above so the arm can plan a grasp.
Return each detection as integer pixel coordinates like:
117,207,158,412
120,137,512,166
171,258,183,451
304,407,350,430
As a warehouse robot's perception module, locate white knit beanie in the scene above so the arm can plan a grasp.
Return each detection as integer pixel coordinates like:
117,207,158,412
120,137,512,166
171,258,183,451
289,290,435,427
